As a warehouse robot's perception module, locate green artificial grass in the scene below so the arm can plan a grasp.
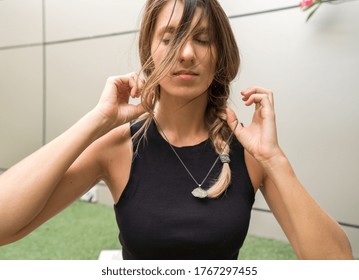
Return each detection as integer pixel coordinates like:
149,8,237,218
239,235,296,260
0,200,296,260
0,201,119,260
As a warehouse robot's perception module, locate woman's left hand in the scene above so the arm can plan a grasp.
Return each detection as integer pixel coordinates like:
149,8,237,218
226,86,283,164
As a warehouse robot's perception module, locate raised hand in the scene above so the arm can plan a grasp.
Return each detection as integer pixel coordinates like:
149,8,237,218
94,72,149,128
226,86,283,164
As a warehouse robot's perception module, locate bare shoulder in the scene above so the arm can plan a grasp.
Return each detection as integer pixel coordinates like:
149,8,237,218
244,150,264,193
94,122,132,154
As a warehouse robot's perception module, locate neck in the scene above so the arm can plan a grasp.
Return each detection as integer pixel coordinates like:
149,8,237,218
154,92,209,147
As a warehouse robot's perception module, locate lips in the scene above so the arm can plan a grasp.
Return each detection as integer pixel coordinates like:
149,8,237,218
172,70,198,76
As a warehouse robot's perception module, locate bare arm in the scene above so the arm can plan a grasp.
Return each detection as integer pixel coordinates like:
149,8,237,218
227,87,353,259
0,111,110,245
259,154,353,259
0,73,146,245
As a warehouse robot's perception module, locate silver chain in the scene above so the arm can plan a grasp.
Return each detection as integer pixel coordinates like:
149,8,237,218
153,117,238,188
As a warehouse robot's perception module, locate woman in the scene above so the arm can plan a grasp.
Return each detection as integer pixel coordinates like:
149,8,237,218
0,0,353,259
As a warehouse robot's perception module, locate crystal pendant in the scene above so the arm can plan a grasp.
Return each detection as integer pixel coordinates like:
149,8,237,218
191,187,208,198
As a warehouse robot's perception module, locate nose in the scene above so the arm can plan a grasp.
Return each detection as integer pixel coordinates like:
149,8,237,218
178,40,195,64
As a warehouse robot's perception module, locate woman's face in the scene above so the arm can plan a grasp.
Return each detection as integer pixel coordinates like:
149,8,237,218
151,0,217,101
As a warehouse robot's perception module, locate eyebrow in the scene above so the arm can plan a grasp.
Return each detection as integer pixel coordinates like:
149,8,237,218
157,25,209,36
193,27,209,36
157,26,176,36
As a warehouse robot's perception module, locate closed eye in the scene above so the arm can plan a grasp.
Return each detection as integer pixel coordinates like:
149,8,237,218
195,38,210,45
161,38,172,45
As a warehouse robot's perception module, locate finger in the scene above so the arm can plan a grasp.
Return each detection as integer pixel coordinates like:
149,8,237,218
127,73,144,98
242,86,272,96
135,77,145,98
241,86,274,105
245,93,273,110
226,107,243,134
124,100,148,123
132,102,147,119
107,74,133,93
129,86,137,98
128,73,137,97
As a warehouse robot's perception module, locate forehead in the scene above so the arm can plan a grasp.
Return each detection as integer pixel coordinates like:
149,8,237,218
154,0,208,33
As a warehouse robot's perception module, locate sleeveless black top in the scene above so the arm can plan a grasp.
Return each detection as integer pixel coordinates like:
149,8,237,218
114,120,255,260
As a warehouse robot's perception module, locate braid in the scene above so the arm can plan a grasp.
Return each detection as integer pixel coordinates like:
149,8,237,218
205,85,233,198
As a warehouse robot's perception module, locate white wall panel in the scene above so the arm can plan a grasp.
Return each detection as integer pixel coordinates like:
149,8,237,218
248,211,288,242
0,0,42,47
46,34,140,141
45,0,146,42
218,0,298,17
0,47,43,168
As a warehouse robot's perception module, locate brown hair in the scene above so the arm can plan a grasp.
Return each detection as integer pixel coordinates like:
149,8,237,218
135,0,240,198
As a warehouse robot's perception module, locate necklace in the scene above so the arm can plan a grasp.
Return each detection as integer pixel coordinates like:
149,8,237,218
153,117,238,198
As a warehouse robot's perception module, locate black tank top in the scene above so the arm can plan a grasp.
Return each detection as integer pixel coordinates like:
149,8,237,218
114,119,255,259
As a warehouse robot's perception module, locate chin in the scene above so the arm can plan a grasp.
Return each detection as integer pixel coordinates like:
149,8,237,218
161,84,209,99
171,89,207,100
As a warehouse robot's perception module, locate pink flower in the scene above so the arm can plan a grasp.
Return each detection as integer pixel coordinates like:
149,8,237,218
300,0,316,9
300,0,355,22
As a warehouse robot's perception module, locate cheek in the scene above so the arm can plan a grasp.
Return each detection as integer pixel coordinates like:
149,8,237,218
210,53,217,73
207,59,217,81
150,43,159,67
150,41,167,68
204,49,217,76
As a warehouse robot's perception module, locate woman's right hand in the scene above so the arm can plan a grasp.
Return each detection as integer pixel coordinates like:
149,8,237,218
94,72,148,128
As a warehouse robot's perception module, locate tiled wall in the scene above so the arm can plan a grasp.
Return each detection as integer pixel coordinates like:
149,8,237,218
0,0,358,257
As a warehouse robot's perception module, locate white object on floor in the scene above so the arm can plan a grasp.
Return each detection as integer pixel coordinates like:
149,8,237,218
80,187,98,203
98,249,123,260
